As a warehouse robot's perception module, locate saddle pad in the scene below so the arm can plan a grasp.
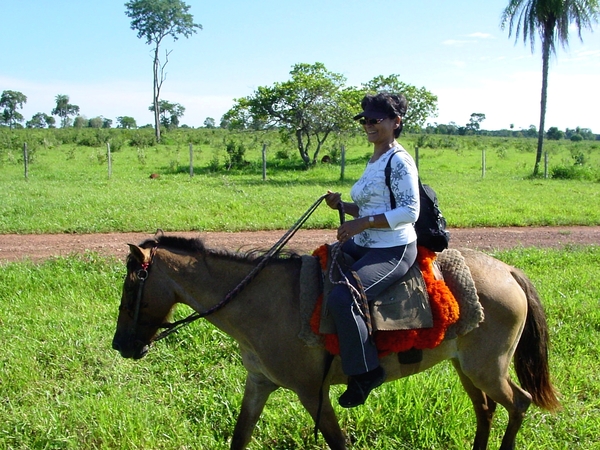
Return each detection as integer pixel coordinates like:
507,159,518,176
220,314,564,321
300,245,469,357
436,248,483,339
315,244,432,334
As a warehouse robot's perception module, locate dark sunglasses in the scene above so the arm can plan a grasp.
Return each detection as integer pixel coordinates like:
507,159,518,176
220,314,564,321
358,118,385,125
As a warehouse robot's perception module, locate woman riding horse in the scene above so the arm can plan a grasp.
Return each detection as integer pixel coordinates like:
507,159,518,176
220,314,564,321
324,92,419,408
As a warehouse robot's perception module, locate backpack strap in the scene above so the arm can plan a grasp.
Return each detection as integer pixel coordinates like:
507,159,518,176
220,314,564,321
385,149,420,209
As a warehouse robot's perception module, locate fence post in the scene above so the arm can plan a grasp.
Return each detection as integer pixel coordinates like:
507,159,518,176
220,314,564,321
262,143,267,181
189,143,194,178
415,146,419,170
107,142,112,179
23,142,28,180
340,145,346,181
481,148,486,178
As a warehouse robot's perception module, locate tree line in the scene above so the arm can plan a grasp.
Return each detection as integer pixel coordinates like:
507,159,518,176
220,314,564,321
0,91,190,131
3,0,598,173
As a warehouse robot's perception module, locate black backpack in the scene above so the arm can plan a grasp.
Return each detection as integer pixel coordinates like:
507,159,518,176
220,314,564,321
384,152,450,252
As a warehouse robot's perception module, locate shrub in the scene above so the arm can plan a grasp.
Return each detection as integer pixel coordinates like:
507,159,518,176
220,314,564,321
129,130,156,147
551,164,598,181
225,140,246,169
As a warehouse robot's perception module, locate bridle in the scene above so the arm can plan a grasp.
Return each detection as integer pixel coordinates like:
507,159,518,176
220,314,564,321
127,193,330,343
128,246,157,339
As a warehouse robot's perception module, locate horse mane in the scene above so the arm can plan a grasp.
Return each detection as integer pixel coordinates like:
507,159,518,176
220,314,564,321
136,234,301,263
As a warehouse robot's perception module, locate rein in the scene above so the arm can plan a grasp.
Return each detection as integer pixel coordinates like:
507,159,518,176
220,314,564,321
148,194,330,342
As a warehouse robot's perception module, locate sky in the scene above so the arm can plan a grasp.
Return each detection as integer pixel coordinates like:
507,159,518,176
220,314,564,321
3,0,599,132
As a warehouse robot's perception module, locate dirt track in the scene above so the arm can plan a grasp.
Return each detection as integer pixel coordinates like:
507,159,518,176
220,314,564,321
1,226,599,263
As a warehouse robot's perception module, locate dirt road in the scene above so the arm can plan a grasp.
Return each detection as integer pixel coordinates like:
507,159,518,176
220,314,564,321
1,226,599,263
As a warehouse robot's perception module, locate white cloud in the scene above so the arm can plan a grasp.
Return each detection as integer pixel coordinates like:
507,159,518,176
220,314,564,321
467,32,495,39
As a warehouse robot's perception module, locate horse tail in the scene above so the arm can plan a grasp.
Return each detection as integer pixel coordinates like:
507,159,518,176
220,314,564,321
511,267,561,412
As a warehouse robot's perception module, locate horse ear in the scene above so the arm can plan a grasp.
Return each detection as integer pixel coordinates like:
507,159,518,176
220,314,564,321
128,244,150,264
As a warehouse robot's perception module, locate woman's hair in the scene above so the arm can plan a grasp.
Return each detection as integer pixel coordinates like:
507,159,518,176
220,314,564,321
361,92,408,137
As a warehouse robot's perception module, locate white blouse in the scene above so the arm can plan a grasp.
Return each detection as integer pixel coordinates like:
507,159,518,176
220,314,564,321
350,145,419,248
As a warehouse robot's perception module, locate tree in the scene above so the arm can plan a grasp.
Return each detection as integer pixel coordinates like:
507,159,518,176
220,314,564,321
73,116,87,128
361,75,438,131
52,94,80,128
27,112,50,128
466,113,486,132
26,114,45,129
546,126,564,140
203,117,216,128
117,116,138,129
223,62,362,166
89,116,104,128
0,90,27,129
501,0,599,175
148,99,185,129
566,126,595,140
125,0,201,143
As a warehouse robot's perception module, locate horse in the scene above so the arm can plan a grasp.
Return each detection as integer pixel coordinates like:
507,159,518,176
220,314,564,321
112,233,560,450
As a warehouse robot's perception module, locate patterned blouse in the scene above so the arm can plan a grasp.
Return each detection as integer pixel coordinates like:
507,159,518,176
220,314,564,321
350,145,419,248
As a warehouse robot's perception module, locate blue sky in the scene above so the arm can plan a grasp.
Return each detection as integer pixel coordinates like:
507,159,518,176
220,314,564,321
3,0,599,131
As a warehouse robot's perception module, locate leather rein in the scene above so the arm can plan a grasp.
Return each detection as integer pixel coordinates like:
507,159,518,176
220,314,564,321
129,194,329,343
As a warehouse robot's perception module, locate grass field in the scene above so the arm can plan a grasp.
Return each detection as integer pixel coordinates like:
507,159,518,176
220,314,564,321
0,247,599,449
1,128,599,448
1,128,599,234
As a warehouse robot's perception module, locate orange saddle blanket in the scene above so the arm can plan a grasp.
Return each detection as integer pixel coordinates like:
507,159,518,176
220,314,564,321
310,245,460,357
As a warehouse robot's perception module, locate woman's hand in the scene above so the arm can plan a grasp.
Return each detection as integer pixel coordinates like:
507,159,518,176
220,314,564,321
325,190,342,210
336,217,369,243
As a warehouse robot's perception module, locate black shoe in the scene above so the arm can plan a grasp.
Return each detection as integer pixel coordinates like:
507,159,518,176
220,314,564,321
338,366,386,408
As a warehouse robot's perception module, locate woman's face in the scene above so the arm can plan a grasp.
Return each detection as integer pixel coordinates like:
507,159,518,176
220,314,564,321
361,116,400,146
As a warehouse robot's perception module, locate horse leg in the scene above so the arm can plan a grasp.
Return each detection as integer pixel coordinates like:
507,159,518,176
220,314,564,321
296,386,348,450
455,353,532,450
230,372,278,450
451,359,497,450
497,380,532,450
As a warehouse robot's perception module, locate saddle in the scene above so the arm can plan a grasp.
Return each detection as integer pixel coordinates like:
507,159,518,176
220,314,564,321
317,246,435,334
298,245,483,358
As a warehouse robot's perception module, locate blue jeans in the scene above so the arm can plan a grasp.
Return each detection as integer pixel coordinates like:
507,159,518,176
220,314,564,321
327,240,417,376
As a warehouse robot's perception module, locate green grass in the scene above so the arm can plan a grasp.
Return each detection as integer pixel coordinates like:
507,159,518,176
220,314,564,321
1,129,599,233
1,247,599,449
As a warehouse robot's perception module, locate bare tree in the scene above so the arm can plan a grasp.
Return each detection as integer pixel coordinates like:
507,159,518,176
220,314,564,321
125,0,201,142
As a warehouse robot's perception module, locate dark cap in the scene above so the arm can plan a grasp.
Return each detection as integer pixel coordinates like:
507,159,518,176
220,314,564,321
352,108,390,120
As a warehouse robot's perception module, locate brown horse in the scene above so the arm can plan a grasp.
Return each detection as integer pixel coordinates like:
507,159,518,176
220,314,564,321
112,234,560,450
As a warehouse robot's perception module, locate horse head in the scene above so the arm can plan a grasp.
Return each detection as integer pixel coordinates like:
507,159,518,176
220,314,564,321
112,242,176,359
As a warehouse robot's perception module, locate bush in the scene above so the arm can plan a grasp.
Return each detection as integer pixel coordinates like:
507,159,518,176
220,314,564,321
225,140,246,169
129,130,156,147
551,164,598,181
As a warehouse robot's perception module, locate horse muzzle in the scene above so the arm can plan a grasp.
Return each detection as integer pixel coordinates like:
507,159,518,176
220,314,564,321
112,335,150,360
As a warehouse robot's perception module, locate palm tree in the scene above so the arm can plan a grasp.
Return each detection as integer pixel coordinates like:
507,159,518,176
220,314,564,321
51,94,80,128
501,0,599,176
